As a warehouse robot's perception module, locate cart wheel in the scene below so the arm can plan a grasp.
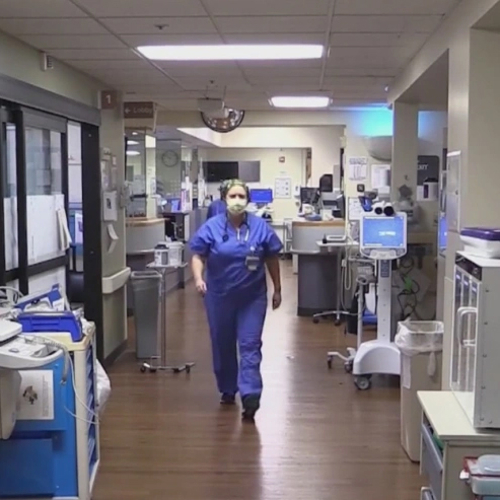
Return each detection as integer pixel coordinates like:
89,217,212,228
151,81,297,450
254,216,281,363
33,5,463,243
354,376,371,391
313,317,320,324
327,358,333,370
334,319,341,326
185,365,191,374
344,362,353,374
149,368,157,374
140,366,146,373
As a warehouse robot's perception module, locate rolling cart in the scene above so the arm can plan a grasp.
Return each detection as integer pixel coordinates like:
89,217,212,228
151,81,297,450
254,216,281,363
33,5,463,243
140,262,195,375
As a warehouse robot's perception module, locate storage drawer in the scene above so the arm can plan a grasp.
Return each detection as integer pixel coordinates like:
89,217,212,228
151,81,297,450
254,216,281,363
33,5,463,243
421,423,443,500
421,487,435,500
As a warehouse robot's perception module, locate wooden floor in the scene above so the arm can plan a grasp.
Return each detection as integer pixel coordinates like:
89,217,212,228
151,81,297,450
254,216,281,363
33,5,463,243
94,262,422,500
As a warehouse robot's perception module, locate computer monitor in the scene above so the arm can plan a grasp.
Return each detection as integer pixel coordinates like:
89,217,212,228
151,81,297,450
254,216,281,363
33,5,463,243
360,213,407,260
300,187,319,205
250,188,273,204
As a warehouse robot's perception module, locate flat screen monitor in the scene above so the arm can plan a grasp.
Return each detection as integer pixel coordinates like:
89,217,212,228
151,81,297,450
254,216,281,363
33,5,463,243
250,188,273,204
300,187,319,205
361,214,407,250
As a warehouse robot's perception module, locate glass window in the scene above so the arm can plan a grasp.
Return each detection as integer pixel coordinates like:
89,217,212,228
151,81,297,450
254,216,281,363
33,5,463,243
25,127,65,265
3,122,18,270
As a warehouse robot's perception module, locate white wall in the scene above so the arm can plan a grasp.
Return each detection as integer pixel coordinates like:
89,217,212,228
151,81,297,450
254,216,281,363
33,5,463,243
68,122,82,204
204,148,305,221
0,29,102,107
218,126,343,186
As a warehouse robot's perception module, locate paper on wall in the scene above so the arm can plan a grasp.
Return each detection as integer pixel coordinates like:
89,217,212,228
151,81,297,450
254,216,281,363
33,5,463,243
371,164,391,194
348,197,364,221
274,177,292,199
348,157,368,181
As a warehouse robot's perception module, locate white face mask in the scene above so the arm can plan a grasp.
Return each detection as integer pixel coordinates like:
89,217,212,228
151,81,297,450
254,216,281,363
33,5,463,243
227,197,248,215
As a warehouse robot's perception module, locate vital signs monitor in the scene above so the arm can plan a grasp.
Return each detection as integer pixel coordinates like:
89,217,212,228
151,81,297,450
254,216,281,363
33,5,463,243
360,213,407,260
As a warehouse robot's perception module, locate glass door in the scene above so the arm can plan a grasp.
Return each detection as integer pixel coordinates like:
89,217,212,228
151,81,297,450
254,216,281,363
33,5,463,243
0,107,18,286
23,110,68,294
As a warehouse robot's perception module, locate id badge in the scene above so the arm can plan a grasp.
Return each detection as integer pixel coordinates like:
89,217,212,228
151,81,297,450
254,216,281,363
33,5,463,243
245,255,259,271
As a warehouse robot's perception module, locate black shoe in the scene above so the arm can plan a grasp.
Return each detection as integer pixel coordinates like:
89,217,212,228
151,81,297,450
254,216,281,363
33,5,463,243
242,395,260,421
220,393,236,405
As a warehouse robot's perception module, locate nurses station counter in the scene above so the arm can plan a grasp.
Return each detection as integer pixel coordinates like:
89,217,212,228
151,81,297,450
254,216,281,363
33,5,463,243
291,219,347,317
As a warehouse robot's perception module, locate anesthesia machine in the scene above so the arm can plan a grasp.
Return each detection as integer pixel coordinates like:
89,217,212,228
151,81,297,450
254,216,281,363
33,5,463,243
0,284,104,500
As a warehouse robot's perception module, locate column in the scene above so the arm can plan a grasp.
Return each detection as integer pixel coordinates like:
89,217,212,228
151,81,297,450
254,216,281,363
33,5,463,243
391,102,419,202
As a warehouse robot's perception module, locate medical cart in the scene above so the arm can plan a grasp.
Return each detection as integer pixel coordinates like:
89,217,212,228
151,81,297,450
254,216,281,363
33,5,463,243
418,391,500,500
0,323,100,500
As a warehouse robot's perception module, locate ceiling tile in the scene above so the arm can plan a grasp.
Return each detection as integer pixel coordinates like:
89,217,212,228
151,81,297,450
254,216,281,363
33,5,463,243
0,0,86,17
331,15,443,33
335,0,458,15
205,0,330,16
0,17,106,35
76,0,206,17
330,33,427,48
48,48,138,60
20,34,125,50
215,16,327,34
121,34,223,46
156,61,242,77
324,66,398,77
68,59,151,70
101,17,217,35
224,33,324,44
241,60,322,70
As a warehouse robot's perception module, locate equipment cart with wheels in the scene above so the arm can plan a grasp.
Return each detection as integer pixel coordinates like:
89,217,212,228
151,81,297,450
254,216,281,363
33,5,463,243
140,262,195,375
0,323,100,500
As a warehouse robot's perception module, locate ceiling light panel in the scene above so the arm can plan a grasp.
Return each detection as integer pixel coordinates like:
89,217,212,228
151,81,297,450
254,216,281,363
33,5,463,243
137,45,324,61
75,0,206,17
271,96,331,108
205,0,330,16
335,0,458,15
0,0,85,17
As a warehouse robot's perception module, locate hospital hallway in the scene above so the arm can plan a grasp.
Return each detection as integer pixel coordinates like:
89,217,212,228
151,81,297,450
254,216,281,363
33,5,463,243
93,261,422,500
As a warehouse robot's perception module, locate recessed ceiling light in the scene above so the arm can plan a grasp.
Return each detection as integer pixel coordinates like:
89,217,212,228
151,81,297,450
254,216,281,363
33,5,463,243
127,140,139,145
270,96,331,109
385,86,389,92
136,44,324,61
126,150,141,156
131,131,139,136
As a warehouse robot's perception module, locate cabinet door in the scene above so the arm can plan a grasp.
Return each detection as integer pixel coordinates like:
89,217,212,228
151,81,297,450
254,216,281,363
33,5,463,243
466,280,480,393
451,269,464,390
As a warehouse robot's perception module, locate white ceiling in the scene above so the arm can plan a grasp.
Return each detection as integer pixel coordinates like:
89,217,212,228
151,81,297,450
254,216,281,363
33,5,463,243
0,0,462,111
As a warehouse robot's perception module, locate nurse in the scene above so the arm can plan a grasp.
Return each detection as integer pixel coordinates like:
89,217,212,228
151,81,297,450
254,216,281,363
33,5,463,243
206,180,228,220
190,179,283,421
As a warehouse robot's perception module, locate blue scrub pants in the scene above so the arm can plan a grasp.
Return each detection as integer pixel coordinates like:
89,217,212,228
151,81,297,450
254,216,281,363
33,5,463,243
204,292,267,398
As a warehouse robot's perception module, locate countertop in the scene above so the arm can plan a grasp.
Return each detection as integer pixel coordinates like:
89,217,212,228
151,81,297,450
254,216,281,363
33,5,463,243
126,217,165,227
292,219,345,227
418,391,500,443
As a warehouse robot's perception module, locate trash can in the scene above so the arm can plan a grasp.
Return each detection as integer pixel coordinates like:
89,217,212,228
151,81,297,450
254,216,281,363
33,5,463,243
131,271,161,360
395,320,444,463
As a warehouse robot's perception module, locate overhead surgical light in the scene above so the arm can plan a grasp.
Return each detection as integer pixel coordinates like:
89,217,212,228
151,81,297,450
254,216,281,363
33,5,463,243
270,96,331,109
136,44,324,61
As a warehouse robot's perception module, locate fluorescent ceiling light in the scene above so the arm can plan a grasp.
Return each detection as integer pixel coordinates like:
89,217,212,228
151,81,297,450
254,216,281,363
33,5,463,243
126,150,141,156
270,96,331,109
137,44,323,61
127,140,139,145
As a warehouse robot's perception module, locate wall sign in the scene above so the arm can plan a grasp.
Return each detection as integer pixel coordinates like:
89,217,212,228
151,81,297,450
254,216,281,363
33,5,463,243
123,101,155,119
100,90,117,110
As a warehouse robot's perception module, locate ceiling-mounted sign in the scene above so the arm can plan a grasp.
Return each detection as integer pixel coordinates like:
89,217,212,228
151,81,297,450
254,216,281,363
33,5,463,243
101,90,118,110
123,101,155,119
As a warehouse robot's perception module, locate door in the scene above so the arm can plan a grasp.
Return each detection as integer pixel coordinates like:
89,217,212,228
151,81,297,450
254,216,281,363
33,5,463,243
0,107,69,295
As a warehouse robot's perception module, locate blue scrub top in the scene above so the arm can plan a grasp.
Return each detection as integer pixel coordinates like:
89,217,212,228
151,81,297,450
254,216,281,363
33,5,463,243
190,213,283,298
207,199,227,220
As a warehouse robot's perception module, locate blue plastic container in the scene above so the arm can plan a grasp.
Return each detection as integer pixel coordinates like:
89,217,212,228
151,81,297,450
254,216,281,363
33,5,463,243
17,311,83,342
